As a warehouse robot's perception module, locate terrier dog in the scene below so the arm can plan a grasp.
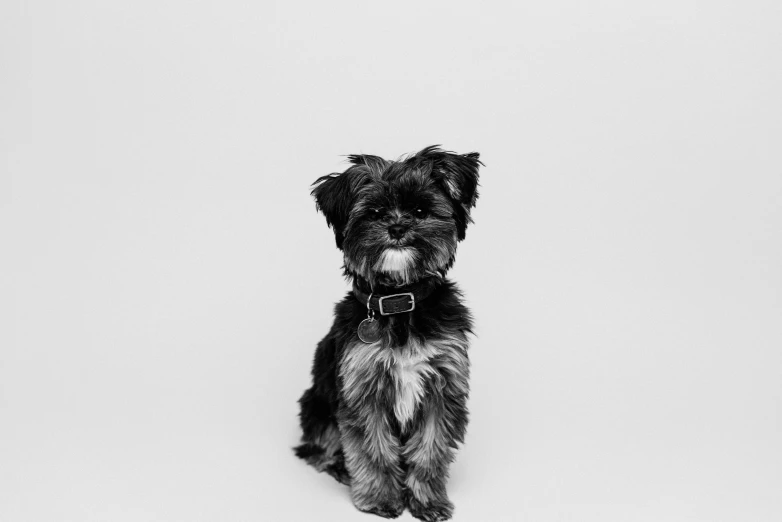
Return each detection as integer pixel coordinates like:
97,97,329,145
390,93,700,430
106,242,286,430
294,146,481,521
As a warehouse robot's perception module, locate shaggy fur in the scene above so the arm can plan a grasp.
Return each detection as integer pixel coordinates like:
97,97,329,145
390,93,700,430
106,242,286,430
295,146,480,521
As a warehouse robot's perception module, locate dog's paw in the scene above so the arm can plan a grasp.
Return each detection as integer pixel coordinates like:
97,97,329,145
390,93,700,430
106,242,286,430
356,499,405,519
293,442,324,463
324,459,351,485
407,497,454,522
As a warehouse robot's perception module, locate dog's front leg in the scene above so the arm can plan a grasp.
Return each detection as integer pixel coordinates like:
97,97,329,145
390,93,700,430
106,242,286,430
401,403,458,521
403,354,470,522
338,404,405,519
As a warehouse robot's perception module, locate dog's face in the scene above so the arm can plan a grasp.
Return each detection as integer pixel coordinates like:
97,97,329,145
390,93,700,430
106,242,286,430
312,146,480,286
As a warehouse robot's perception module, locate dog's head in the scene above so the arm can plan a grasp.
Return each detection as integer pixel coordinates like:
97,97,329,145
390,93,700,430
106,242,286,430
312,146,481,286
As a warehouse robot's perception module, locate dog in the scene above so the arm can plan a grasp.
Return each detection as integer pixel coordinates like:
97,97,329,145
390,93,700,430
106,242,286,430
294,146,481,521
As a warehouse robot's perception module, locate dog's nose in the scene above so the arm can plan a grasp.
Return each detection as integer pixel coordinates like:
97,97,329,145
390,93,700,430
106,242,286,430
388,224,407,240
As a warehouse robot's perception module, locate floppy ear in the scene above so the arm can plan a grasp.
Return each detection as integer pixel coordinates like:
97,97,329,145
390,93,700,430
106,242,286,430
415,146,482,240
311,167,364,249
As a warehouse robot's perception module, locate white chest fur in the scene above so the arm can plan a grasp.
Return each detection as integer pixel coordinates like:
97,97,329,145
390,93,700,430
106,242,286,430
389,349,435,425
340,338,449,427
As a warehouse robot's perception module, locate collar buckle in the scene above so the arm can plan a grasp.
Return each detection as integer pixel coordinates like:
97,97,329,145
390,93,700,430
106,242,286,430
378,292,415,315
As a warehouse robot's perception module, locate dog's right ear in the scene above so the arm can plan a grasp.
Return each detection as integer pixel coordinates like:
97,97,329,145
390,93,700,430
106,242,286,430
311,168,363,249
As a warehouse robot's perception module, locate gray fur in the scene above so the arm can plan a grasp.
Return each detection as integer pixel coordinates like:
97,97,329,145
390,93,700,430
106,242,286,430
336,334,469,519
298,146,481,521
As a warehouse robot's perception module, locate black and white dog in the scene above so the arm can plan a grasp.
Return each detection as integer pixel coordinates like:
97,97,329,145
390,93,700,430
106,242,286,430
295,146,481,521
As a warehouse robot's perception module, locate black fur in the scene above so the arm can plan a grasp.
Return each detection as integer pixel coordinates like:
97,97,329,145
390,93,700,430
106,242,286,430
296,146,480,521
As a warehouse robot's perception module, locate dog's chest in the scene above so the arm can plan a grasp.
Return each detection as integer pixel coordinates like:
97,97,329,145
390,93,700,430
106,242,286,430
389,350,433,425
340,340,439,426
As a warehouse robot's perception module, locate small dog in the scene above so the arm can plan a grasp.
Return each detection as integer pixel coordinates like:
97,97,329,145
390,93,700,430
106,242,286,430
294,146,481,521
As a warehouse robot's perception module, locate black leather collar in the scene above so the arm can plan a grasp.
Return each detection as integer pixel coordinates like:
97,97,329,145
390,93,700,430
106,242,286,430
353,279,437,315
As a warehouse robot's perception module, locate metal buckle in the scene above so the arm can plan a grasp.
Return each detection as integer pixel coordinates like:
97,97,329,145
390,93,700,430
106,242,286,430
378,293,415,315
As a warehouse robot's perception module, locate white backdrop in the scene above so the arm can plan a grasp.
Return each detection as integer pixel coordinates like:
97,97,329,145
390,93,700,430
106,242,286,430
2,1,781,521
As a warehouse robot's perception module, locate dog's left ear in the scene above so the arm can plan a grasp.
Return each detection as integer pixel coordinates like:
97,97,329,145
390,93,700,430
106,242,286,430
417,147,482,240
311,167,365,249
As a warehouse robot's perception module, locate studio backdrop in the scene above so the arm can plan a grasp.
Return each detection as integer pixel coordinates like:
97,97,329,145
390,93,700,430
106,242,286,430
1,1,780,521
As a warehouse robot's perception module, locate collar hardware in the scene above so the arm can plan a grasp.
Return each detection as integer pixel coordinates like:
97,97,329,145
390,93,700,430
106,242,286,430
378,293,415,315
352,279,436,315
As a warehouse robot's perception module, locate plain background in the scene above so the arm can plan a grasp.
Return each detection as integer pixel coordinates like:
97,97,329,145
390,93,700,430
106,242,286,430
2,1,781,521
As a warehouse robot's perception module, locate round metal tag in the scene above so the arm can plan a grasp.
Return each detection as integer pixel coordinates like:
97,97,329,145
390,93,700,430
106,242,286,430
357,318,381,344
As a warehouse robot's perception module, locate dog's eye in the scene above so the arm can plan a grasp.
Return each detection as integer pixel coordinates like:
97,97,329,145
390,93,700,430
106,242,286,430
369,208,383,220
413,207,428,218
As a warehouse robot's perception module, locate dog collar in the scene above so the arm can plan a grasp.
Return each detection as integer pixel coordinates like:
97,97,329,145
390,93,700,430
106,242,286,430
353,280,436,315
